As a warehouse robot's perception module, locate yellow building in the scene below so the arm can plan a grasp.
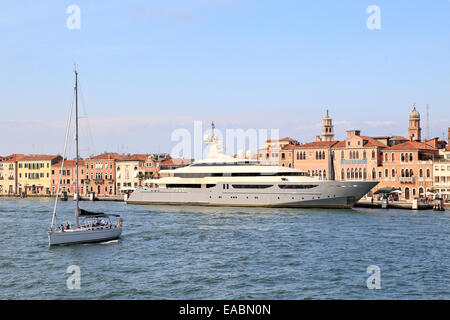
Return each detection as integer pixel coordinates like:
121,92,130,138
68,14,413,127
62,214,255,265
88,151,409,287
17,155,62,195
116,154,148,194
0,154,25,195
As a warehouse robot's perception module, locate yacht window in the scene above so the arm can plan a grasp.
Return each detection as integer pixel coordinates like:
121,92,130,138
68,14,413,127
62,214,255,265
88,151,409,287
166,184,201,188
278,184,318,189
232,184,273,189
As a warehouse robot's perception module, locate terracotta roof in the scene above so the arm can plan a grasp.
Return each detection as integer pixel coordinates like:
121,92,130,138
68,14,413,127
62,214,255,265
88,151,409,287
383,140,437,151
53,159,85,167
160,158,193,165
280,137,297,142
445,147,450,152
89,152,123,160
19,155,61,161
281,144,296,150
359,136,387,148
118,154,148,161
390,136,408,140
295,141,340,149
332,137,386,149
1,154,26,162
266,137,298,143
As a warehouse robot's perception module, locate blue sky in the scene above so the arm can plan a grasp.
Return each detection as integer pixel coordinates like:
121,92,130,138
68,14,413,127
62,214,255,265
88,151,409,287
0,0,449,158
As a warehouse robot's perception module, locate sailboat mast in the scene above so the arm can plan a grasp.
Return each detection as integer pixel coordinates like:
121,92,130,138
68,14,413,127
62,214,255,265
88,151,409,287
75,67,80,227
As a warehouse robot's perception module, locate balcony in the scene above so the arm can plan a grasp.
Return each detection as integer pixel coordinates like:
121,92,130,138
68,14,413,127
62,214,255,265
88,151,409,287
398,177,415,183
94,179,104,185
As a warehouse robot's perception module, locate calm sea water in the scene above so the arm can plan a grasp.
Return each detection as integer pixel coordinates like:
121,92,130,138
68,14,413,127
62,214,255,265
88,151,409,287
0,198,448,299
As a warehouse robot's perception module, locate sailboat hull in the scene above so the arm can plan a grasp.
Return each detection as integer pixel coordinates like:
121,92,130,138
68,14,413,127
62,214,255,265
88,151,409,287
48,227,122,246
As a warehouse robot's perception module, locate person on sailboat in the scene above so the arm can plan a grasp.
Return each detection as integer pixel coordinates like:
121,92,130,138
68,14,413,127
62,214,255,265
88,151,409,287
65,222,71,230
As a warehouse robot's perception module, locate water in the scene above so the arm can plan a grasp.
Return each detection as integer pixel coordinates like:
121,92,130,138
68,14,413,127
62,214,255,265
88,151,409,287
0,198,448,299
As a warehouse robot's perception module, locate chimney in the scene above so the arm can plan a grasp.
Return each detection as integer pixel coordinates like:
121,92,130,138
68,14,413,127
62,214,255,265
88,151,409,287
448,127,450,142
316,135,321,142
346,130,361,138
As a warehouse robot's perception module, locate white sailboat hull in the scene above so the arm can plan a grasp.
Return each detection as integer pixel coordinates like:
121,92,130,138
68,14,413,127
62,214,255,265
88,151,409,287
48,227,122,246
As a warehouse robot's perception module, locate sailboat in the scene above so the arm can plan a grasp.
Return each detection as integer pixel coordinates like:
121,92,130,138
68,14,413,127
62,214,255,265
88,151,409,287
48,67,122,246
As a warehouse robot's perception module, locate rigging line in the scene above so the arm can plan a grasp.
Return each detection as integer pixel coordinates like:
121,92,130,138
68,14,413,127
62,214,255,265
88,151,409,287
77,79,96,157
50,85,75,231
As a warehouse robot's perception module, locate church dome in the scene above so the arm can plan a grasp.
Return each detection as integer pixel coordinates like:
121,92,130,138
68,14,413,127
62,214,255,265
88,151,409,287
409,106,420,119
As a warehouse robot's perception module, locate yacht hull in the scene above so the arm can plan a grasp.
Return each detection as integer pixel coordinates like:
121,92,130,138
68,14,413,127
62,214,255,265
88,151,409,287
127,181,378,209
48,227,122,246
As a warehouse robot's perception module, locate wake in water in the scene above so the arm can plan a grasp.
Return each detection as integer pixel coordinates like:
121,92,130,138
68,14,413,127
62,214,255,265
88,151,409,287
100,240,119,245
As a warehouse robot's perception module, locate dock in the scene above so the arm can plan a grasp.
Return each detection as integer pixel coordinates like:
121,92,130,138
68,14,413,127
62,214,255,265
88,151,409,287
355,199,434,210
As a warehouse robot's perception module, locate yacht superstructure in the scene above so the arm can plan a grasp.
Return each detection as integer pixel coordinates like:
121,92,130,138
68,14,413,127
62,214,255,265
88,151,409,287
127,126,378,208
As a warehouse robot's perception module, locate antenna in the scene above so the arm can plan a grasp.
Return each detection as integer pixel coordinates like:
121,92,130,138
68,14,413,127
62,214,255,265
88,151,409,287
426,104,430,140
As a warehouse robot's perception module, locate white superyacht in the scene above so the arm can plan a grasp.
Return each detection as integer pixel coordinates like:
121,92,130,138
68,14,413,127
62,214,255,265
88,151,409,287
127,127,378,209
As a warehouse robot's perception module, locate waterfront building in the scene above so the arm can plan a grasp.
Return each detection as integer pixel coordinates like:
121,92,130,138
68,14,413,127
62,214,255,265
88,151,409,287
51,159,85,195
116,154,148,194
0,154,25,195
292,140,339,179
433,147,450,200
84,152,123,196
257,137,299,165
17,155,62,195
332,131,386,182
140,153,171,181
377,140,438,200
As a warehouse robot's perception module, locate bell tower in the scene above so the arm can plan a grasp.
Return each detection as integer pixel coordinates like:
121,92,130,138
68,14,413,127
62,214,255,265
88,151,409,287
321,110,334,141
408,104,421,141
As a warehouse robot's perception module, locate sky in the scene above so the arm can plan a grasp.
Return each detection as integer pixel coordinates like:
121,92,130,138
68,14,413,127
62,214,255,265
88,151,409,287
0,0,449,159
